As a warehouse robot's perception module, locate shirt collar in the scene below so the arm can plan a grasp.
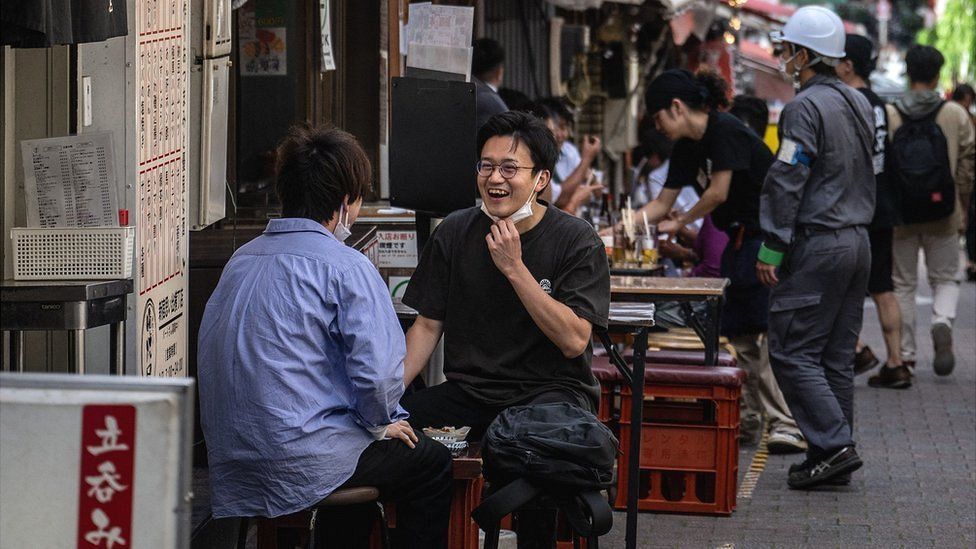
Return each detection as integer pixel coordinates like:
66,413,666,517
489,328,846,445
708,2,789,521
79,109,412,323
264,217,337,240
801,73,839,92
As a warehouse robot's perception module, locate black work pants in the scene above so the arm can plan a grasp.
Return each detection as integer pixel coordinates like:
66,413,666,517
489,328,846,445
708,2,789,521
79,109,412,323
402,381,591,549
320,431,453,549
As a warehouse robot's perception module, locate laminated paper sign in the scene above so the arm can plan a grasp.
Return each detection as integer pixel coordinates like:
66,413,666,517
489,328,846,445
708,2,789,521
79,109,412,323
376,230,418,268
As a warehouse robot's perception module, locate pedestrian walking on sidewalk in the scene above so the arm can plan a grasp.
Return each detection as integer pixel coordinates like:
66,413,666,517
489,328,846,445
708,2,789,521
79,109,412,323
886,46,975,378
835,34,912,389
758,6,877,490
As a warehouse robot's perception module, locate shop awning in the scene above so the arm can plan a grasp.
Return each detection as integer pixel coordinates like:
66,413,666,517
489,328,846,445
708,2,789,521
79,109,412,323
739,39,778,71
1,0,128,48
729,0,862,33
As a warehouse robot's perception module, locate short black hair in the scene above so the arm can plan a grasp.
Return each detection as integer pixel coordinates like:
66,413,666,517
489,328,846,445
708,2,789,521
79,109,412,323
498,87,532,112
906,45,945,84
477,111,558,175
730,95,769,138
275,125,372,223
952,83,975,102
844,34,876,81
534,97,574,125
472,38,505,79
636,121,672,163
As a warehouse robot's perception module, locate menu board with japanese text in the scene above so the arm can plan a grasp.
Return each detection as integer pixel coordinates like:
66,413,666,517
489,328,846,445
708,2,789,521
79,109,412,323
135,0,189,378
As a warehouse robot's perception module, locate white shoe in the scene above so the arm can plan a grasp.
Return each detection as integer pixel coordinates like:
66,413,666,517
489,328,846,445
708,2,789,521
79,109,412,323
767,431,808,454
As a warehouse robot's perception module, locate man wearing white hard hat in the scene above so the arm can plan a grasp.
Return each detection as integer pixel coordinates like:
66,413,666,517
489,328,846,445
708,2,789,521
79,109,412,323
756,6,877,490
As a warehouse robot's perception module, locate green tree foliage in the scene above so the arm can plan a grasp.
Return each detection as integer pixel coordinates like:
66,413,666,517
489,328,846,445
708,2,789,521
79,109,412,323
919,0,976,86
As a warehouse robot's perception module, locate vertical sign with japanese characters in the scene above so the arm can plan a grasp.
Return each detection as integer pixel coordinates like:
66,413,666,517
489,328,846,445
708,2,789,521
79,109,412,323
136,0,189,377
77,405,137,548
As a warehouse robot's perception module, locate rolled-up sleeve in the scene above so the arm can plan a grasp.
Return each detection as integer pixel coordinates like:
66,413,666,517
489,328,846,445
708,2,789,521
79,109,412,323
335,262,409,432
760,102,819,253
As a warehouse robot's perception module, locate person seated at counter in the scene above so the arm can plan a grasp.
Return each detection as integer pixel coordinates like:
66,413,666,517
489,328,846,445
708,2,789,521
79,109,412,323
400,111,610,548
197,126,452,548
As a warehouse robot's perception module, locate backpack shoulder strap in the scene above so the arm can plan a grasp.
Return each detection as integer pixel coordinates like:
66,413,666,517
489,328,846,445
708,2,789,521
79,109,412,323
924,100,947,122
557,490,614,538
471,478,541,530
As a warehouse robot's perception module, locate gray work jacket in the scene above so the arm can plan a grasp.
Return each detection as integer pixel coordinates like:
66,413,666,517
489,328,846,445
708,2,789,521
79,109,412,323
760,74,876,254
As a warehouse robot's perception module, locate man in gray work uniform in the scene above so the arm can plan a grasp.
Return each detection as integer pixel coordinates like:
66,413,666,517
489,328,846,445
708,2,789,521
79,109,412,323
756,6,877,490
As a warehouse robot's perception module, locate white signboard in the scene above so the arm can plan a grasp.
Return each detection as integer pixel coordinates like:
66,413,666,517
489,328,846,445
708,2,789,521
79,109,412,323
0,374,193,549
20,133,119,228
376,229,418,268
388,275,411,299
135,0,189,378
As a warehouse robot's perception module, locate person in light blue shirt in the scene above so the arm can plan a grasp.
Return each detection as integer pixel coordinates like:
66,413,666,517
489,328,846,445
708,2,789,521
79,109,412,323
198,126,452,548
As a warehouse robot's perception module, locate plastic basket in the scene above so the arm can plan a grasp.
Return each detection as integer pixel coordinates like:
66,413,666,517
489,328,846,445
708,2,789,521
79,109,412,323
11,226,135,280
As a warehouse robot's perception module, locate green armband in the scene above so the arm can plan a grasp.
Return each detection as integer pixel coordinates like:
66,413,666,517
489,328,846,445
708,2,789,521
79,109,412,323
757,243,784,266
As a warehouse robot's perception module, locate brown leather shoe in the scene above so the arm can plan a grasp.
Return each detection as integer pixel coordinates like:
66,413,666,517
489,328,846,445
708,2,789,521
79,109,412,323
853,346,880,375
868,364,912,389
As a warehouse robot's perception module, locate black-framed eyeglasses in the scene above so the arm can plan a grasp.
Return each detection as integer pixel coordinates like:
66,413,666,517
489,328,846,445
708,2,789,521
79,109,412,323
476,160,536,179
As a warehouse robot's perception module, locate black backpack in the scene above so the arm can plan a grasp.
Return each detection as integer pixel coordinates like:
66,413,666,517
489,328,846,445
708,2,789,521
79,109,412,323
888,102,956,224
473,403,619,548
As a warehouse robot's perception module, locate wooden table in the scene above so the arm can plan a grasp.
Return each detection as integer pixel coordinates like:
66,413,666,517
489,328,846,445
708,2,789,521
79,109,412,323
610,276,729,366
449,445,484,549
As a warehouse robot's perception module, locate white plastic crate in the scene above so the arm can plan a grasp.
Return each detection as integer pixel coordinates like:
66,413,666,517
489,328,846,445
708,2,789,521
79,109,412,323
11,226,135,280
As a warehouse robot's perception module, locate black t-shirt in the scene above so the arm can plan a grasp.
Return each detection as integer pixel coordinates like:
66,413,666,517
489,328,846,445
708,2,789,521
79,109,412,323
665,112,773,232
403,202,610,408
858,87,897,229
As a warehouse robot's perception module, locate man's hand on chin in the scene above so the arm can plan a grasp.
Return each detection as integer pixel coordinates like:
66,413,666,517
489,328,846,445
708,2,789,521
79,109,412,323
486,219,525,278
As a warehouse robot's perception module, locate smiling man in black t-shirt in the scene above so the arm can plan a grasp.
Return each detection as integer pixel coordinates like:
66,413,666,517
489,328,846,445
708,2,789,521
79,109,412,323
400,110,609,547
401,110,610,424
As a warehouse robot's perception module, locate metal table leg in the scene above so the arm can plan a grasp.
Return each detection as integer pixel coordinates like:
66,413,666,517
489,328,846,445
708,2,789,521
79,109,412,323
110,321,125,375
68,329,85,374
704,296,723,366
625,327,648,549
9,330,25,372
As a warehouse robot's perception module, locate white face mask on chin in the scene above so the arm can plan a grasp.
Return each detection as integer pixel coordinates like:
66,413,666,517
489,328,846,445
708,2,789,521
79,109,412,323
481,172,542,224
333,203,352,242
779,51,802,89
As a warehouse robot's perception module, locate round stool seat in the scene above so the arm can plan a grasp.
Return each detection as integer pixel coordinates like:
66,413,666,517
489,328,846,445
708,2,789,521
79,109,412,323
318,486,380,507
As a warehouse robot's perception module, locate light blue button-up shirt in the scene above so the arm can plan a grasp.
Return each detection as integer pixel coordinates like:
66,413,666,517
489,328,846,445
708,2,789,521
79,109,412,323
198,218,407,518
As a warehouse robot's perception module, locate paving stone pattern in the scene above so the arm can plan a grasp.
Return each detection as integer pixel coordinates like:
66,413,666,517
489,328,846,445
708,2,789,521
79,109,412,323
604,260,976,548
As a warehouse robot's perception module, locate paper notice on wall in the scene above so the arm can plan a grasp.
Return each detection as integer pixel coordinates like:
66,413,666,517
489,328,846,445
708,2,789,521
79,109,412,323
319,1,336,71
407,43,473,79
20,133,119,228
376,230,418,268
407,3,473,49
239,2,287,76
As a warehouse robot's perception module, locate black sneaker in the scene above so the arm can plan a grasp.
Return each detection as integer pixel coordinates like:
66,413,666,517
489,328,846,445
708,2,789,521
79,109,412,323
867,364,912,389
788,446,863,489
853,346,880,375
932,323,955,376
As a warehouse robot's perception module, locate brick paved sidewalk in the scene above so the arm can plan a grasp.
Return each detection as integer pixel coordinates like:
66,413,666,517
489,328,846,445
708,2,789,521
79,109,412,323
605,265,976,548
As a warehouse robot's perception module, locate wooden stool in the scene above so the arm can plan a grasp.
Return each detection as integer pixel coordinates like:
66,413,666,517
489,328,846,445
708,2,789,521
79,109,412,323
237,486,390,549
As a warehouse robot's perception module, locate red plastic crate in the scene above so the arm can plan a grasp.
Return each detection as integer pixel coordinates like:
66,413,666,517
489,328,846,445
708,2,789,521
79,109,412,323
612,364,744,516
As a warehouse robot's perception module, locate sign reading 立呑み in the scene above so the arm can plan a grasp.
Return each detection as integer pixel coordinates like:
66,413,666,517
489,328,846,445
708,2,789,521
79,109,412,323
0,374,194,548
77,405,136,548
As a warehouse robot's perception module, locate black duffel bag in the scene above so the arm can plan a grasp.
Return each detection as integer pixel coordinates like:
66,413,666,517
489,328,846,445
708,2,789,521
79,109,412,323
472,402,619,548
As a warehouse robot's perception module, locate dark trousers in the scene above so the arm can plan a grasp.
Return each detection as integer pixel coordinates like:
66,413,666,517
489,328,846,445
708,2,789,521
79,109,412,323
402,382,590,549
768,226,870,457
320,431,453,549
720,234,770,337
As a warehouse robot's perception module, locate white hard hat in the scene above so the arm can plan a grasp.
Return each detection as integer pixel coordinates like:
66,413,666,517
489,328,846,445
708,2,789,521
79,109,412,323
770,6,846,61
